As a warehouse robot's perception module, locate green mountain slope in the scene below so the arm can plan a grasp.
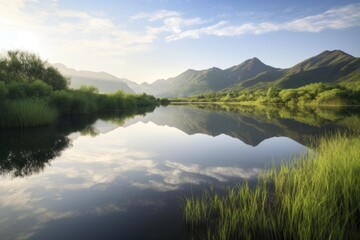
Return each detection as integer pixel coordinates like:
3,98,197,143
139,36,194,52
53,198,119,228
142,50,359,97
225,50,360,93
149,57,277,97
274,50,360,89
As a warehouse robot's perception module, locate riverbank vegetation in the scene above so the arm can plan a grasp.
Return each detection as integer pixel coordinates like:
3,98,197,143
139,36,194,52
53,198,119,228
184,133,360,239
0,50,167,128
173,82,360,106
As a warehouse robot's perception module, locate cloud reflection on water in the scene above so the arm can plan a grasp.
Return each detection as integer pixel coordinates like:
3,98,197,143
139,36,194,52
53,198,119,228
0,120,303,239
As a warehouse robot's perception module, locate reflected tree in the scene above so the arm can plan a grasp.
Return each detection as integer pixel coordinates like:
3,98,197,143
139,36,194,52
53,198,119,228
0,106,157,177
0,136,70,177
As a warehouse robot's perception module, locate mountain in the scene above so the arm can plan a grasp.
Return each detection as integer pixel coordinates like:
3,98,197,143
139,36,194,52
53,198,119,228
135,50,359,97
53,63,135,94
230,50,360,91
53,50,360,97
132,58,277,97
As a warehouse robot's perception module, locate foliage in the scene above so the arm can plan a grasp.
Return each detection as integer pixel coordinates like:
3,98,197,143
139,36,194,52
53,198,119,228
0,50,161,128
173,82,360,106
0,81,7,99
0,99,58,128
0,50,69,90
184,133,360,240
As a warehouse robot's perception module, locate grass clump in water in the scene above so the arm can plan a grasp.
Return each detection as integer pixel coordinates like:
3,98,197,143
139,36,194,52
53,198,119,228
184,133,360,239
0,99,58,128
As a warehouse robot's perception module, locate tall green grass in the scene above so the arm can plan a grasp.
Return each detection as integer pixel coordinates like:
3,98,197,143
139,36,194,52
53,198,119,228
184,133,360,239
0,99,58,128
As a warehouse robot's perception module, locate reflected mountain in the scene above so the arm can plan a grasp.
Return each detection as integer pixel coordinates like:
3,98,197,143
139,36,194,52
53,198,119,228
1,104,356,177
124,104,359,146
0,106,156,178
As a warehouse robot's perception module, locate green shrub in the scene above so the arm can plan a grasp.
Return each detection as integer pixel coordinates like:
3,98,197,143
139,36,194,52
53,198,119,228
29,80,53,97
7,81,28,99
0,81,7,99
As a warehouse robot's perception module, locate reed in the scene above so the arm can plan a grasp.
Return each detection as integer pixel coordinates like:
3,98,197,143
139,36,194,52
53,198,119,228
0,99,58,128
184,133,360,239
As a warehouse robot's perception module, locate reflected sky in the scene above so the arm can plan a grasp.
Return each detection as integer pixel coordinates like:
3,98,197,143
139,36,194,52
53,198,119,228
0,106,356,239
2,105,340,240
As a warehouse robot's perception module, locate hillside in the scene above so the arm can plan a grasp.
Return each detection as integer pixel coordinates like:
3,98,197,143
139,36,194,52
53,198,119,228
53,50,360,97
53,63,134,94
135,50,360,97
134,57,278,97
229,50,360,91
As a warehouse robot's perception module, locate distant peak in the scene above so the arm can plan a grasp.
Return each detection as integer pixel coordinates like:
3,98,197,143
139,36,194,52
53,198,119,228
243,57,261,63
319,50,353,58
53,63,67,68
243,57,265,67
208,66,222,71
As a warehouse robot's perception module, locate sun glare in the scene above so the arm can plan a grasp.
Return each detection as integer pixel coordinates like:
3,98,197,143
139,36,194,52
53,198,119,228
14,31,43,54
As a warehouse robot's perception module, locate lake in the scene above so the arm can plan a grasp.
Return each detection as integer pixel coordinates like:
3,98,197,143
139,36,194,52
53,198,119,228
0,104,358,239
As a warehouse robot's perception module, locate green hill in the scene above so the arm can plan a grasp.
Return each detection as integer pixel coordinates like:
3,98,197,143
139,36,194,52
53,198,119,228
136,50,360,97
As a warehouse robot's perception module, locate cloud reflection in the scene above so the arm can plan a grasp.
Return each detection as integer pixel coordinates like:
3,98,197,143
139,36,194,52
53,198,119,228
0,121,299,239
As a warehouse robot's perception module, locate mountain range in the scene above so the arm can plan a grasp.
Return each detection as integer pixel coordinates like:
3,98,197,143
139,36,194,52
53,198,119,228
54,50,360,97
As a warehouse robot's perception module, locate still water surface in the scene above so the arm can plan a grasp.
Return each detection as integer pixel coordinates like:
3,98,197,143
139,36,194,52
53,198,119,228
0,104,356,239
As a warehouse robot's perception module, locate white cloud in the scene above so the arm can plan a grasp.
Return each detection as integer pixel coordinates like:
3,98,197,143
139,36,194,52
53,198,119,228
131,9,180,21
165,3,360,41
0,1,359,80
0,0,156,72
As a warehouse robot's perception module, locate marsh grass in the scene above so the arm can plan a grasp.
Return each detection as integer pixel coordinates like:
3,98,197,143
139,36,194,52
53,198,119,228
184,133,360,239
0,99,58,128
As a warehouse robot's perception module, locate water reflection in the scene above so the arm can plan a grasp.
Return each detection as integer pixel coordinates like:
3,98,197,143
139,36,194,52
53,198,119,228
0,106,156,178
126,104,359,146
0,104,358,239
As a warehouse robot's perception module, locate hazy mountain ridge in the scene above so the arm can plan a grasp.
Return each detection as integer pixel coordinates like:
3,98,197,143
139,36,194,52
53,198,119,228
53,63,134,94
53,50,360,97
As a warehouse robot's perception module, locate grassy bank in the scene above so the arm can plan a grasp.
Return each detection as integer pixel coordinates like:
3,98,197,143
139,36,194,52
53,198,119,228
184,133,360,239
0,99,58,128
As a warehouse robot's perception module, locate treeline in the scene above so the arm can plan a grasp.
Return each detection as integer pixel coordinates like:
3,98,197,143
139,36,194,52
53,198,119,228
174,83,360,106
0,50,167,128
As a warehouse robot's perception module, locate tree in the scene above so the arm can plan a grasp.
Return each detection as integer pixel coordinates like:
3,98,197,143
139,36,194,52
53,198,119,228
42,66,70,90
0,50,70,90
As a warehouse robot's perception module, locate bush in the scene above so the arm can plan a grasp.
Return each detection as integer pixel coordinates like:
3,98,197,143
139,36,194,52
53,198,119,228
316,89,345,105
50,90,73,115
7,81,28,99
29,80,53,97
0,81,8,99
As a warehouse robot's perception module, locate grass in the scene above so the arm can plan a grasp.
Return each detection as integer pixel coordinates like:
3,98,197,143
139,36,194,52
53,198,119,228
0,99,58,128
184,133,360,239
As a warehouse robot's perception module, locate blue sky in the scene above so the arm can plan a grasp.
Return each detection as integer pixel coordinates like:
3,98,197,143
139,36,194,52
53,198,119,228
1,0,360,83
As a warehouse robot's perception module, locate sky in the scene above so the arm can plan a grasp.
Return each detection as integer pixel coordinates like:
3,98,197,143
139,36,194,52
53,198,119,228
1,0,360,83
